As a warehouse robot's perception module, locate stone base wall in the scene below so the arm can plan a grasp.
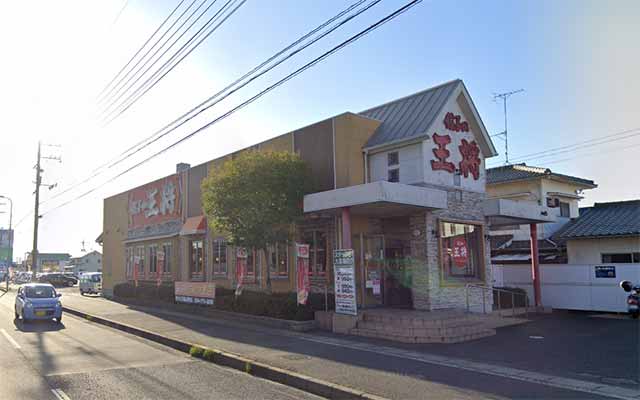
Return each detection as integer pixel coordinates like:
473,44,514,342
412,189,493,311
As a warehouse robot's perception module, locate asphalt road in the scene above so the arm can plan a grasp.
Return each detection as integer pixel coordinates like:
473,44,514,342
0,287,321,400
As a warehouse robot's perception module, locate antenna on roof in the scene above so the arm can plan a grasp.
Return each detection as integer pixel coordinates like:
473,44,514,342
491,89,524,164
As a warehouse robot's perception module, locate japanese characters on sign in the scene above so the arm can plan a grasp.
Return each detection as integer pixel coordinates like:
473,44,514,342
175,281,216,305
333,249,357,316
128,175,181,229
430,112,481,180
452,237,469,267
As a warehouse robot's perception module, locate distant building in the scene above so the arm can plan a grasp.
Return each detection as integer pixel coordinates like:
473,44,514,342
65,250,102,275
556,200,640,265
486,163,597,264
27,253,71,272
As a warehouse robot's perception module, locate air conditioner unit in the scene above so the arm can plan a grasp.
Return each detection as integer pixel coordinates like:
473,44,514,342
546,197,560,208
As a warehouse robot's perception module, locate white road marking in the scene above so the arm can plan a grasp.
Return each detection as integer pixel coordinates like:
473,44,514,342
51,388,71,400
0,328,21,349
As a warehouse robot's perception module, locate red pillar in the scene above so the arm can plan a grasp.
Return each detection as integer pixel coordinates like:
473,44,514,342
529,223,542,307
341,207,352,249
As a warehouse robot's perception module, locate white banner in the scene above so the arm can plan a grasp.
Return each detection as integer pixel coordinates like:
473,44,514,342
334,249,357,316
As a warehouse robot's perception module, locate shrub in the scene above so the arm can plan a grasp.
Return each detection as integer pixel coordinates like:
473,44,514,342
202,349,216,361
189,346,204,358
113,282,136,298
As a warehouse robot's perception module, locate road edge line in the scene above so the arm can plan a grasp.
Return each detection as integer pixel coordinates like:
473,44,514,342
62,306,387,400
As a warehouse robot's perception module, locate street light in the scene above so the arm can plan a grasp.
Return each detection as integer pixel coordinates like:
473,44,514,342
0,195,13,291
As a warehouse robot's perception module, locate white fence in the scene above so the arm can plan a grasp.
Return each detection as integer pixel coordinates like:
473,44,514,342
492,264,640,312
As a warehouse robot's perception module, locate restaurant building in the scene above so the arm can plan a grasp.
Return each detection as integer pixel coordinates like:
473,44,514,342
102,79,554,316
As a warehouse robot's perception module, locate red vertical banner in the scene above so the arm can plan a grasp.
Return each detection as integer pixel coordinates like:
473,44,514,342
157,250,165,288
296,243,310,305
235,247,248,296
133,256,139,288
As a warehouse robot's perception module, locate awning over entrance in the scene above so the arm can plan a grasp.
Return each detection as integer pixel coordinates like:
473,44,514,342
483,198,556,227
303,181,448,216
180,215,207,236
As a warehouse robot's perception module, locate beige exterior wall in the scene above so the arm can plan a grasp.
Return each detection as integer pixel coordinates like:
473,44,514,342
567,237,640,264
334,113,381,189
102,192,128,296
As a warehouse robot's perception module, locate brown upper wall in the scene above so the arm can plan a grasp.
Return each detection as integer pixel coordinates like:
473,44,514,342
102,192,129,292
187,163,208,218
334,113,381,188
294,118,335,192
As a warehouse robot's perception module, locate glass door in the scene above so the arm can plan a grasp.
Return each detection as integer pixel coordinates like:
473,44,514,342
362,235,384,308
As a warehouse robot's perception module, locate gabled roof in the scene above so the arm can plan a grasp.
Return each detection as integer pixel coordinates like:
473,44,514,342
487,163,596,188
360,80,460,149
558,200,640,239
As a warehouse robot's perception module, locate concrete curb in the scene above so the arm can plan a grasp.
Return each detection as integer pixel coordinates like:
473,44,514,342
63,306,387,400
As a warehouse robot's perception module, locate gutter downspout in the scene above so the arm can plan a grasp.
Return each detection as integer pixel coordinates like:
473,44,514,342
363,149,369,184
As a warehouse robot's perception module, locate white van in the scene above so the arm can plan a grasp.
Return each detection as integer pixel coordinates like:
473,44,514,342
79,272,102,295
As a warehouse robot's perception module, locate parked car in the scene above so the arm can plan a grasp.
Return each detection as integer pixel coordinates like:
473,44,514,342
38,273,77,287
13,271,32,284
14,283,63,323
79,272,102,295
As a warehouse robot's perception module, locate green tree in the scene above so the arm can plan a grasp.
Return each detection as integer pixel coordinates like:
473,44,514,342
201,151,313,289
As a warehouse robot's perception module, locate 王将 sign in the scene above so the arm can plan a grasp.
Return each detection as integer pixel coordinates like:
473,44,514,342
334,249,357,316
175,281,216,305
128,175,181,229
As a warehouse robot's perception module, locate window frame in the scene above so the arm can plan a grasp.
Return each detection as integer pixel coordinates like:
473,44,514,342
189,239,205,280
601,252,639,264
559,201,570,218
162,242,172,273
136,246,145,277
387,151,399,167
149,244,158,274
268,242,289,278
304,230,327,276
438,219,486,285
388,168,400,183
212,238,228,277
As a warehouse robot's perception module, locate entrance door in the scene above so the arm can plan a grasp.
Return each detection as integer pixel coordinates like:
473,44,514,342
353,234,384,308
383,235,413,308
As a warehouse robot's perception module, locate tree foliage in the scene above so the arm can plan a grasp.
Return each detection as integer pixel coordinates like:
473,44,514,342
201,151,313,252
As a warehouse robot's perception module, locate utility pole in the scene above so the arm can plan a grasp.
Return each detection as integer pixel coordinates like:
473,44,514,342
492,89,524,164
31,142,61,273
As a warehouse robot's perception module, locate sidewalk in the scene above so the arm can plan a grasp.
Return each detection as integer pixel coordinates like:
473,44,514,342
58,289,637,400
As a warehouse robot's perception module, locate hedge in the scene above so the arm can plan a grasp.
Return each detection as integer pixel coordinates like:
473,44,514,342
112,282,333,321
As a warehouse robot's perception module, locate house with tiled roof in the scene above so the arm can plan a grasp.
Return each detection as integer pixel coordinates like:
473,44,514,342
556,200,640,264
486,163,597,264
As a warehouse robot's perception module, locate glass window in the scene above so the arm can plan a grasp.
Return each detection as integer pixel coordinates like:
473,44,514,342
601,253,635,263
212,239,227,275
162,243,172,273
136,246,145,275
268,242,288,276
440,221,484,281
190,240,204,279
246,249,256,276
25,286,56,298
560,202,570,217
388,168,400,183
387,151,399,166
304,230,327,276
149,245,158,273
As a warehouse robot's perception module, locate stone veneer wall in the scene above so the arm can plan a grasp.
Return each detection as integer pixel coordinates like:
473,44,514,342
412,189,493,311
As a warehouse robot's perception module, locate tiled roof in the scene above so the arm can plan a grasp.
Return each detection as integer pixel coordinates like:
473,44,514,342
558,200,640,239
360,80,460,149
486,163,596,187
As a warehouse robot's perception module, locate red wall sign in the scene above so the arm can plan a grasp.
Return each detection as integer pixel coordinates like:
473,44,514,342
452,237,469,267
429,111,481,180
128,175,181,229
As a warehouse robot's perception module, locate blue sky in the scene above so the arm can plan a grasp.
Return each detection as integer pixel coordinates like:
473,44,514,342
1,0,638,257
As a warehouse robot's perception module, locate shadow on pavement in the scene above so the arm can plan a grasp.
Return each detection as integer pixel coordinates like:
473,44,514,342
14,318,66,333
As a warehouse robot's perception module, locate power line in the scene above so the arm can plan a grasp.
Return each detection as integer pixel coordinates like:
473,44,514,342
102,0,245,125
98,0,202,107
487,127,640,166
97,0,187,102
41,0,423,217
43,0,376,206
528,140,640,167
112,0,131,26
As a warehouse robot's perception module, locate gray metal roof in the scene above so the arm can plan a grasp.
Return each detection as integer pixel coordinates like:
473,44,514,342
360,79,460,149
558,200,640,239
486,163,596,188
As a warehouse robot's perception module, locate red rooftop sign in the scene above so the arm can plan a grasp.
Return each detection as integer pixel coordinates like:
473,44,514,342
128,175,182,229
430,112,481,180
